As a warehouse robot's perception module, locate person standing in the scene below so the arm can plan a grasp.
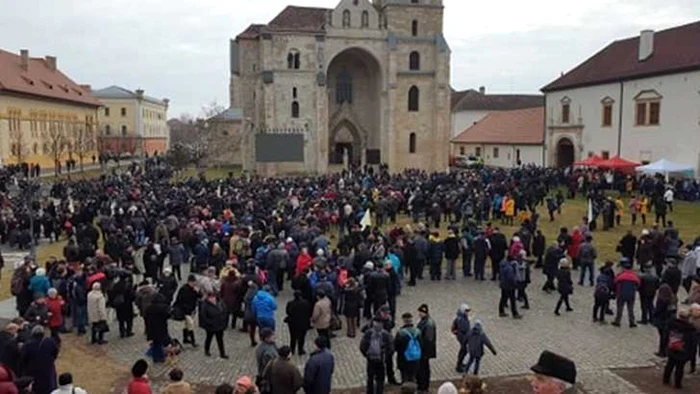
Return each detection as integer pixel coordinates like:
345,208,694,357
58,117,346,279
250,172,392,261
653,284,678,357
443,230,460,280
19,326,59,394
168,237,186,281
393,313,421,384
145,293,172,364
662,310,695,389
111,275,135,338
427,232,444,281
542,242,562,293
498,258,521,319
265,345,303,394
554,259,573,315
415,304,435,392
638,262,659,325
200,291,229,360
160,368,192,394
617,231,637,265
489,228,507,281
253,286,277,332
578,236,597,287
342,278,363,338
514,251,531,309
460,228,474,277
220,270,243,330
533,229,546,268
311,289,332,349
472,230,490,281
629,195,640,226
612,260,641,328
303,336,334,394
360,317,393,394
285,291,311,355
255,328,279,389
87,282,108,345
664,187,674,213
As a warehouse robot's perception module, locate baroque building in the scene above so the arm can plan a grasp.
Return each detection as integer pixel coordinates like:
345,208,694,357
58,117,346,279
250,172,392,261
230,0,451,173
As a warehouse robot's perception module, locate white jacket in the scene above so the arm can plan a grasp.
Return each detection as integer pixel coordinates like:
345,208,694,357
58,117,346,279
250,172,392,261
51,385,87,394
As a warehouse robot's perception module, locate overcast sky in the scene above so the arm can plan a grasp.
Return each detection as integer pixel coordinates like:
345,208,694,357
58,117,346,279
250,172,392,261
1,0,699,117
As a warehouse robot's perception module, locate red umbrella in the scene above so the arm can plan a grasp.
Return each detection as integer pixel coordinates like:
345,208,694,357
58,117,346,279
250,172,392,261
597,155,640,170
574,155,603,167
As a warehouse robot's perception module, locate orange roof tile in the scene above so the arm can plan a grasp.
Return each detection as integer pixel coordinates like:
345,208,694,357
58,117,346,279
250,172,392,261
0,49,101,107
451,107,544,145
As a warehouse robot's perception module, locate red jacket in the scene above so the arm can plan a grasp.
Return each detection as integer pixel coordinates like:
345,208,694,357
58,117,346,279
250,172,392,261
0,364,17,394
295,253,313,276
46,296,64,328
127,377,152,394
568,230,583,258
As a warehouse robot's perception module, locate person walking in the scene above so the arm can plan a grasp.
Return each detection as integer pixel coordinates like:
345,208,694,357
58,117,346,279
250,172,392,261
342,278,363,338
554,259,573,315
19,326,59,394
638,262,659,325
253,286,278,333
393,313,422,384
498,258,521,319
311,289,332,349
542,242,562,293
220,270,243,330
612,260,641,328
360,317,394,394
145,293,171,364
415,304,435,393
461,320,497,375
514,251,531,310
303,336,334,394
199,292,229,359
578,235,597,286
264,345,303,394
285,291,311,355
653,283,678,357
662,310,695,389
451,304,471,373
173,275,200,347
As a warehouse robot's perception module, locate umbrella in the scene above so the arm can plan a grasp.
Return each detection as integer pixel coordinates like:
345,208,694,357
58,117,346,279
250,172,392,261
574,155,603,167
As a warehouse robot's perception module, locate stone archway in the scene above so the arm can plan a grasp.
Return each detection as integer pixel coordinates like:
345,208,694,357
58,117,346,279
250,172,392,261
327,47,382,166
556,137,575,168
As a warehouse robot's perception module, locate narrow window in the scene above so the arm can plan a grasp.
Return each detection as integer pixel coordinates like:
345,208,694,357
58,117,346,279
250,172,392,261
105,125,111,135
649,102,660,125
104,107,110,116
602,104,613,127
636,102,647,125
408,86,419,112
459,146,465,155
293,53,300,69
475,147,481,157
121,107,126,117
342,10,351,28
287,53,294,69
561,103,570,123
121,125,127,136
601,151,610,160
292,87,298,99
411,20,418,36
409,51,420,70
493,147,499,158
361,11,369,28
409,132,416,153
291,101,300,118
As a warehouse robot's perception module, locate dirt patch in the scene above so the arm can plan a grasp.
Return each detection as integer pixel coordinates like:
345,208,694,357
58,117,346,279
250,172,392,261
614,365,700,393
54,335,129,394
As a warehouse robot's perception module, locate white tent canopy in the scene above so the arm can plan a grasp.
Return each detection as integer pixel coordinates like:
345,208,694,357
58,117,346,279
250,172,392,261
636,158,694,180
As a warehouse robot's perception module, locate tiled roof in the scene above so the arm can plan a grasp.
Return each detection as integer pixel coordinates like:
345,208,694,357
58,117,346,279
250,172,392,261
451,107,544,145
542,21,700,92
0,49,101,107
93,85,167,106
236,6,328,39
451,89,543,112
209,107,243,122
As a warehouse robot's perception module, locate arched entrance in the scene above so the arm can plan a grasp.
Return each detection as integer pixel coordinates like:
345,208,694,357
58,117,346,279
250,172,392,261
556,138,575,168
327,47,382,166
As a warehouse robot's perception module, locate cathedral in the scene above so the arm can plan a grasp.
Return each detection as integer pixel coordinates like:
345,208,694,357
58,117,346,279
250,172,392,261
230,0,451,173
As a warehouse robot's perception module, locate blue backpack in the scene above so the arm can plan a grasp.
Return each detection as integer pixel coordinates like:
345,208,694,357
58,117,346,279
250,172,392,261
403,329,422,362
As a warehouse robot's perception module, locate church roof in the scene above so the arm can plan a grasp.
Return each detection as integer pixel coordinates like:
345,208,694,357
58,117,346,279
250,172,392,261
93,85,167,106
542,20,700,92
236,6,328,39
451,107,544,145
451,89,543,112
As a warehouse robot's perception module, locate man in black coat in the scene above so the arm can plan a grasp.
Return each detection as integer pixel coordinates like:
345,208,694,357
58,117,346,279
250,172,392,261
416,304,436,393
145,293,171,363
367,266,390,316
0,323,20,375
174,275,200,346
199,292,229,359
489,229,507,281
285,291,311,355
542,243,563,292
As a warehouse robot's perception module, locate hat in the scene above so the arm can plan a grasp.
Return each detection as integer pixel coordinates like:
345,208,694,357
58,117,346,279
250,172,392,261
459,303,471,314
31,325,45,336
437,382,459,394
418,304,429,314
530,350,577,384
364,261,374,270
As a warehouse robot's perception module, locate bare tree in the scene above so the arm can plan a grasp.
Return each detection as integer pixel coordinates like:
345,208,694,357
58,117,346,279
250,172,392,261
9,129,30,166
73,126,96,171
46,124,67,175
201,101,225,119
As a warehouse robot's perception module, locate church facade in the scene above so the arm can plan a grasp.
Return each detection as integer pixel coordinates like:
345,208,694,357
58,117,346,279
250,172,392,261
230,0,451,173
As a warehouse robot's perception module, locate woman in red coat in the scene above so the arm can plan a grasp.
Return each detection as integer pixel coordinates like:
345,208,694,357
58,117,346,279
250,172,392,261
568,229,583,270
295,247,313,276
46,288,64,345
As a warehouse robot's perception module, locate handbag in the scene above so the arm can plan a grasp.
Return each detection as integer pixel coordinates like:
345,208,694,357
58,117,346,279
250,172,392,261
97,320,110,333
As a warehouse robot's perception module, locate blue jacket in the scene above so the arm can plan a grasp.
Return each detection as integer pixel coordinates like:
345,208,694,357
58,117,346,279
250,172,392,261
252,290,277,322
387,253,401,274
499,260,516,289
303,348,335,394
29,275,51,297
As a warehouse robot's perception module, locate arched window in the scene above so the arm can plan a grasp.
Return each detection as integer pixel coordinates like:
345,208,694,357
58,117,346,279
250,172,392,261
411,20,418,36
336,68,353,104
342,10,351,28
291,101,300,118
292,87,298,99
409,51,420,70
287,53,294,69
287,51,300,69
408,86,419,112
409,132,416,153
294,53,300,69
361,11,369,28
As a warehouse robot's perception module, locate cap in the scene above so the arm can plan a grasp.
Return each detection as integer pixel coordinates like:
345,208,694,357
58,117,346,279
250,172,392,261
418,304,429,314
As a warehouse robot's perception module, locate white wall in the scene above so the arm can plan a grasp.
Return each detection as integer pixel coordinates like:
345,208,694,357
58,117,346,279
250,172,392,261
545,70,700,171
452,143,543,167
451,109,490,137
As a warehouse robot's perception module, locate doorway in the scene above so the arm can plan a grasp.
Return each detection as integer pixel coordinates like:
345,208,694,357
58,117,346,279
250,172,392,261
556,138,575,168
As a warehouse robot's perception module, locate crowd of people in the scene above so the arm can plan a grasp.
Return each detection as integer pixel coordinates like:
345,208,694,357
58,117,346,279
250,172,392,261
0,158,698,393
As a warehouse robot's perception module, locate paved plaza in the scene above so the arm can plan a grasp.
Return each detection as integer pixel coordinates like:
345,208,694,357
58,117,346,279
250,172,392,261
60,264,660,391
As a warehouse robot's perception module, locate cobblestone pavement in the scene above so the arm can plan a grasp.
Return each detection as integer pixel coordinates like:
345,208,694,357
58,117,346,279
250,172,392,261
95,263,663,391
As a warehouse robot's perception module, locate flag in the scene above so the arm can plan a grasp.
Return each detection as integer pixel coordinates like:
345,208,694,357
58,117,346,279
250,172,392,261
360,209,372,230
216,185,222,198
587,198,593,224
68,197,75,214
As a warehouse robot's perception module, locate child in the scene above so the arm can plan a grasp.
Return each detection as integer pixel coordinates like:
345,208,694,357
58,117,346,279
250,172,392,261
461,320,496,375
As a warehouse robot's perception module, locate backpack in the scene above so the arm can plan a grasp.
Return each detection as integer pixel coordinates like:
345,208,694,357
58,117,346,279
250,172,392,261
403,329,422,362
668,329,685,352
594,283,610,300
366,330,384,361
11,272,25,296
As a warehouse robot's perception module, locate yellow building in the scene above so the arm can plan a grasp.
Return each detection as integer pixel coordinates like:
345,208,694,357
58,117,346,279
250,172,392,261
93,86,170,157
0,48,101,169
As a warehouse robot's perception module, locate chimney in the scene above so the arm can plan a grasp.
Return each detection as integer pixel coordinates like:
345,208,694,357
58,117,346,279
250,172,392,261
19,49,29,70
135,89,144,99
45,55,57,71
163,98,170,108
79,84,91,92
478,86,486,94
639,29,654,61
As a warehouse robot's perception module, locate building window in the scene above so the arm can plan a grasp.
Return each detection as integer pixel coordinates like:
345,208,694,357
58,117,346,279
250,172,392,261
634,90,662,126
104,107,110,116
105,125,111,135
287,51,300,70
33,143,38,154
475,147,481,157
516,149,521,162
121,125,127,136
361,11,369,28
561,103,570,124
291,101,300,118
493,147,499,158
409,51,420,70
636,102,647,125
649,102,660,125
121,107,126,117
411,0,419,3
411,20,418,36
408,86,419,112
409,132,416,153
336,68,353,104
342,10,351,28
601,151,610,160
292,87,298,99
459,146,465,155
602,103,613,127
